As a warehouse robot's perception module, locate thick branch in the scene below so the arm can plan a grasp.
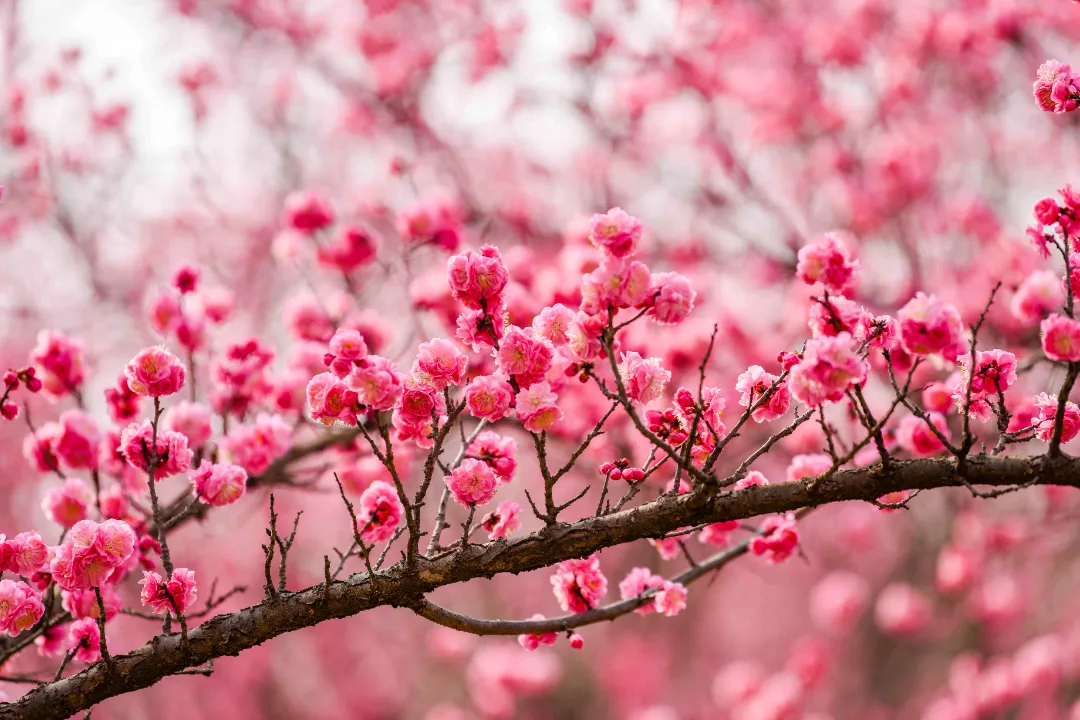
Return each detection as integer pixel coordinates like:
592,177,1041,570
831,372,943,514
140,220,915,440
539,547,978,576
2,454,1073,719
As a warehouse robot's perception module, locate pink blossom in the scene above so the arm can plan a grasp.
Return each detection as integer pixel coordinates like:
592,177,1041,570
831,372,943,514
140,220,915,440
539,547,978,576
482,500,521,540
551,555,607,613
282,189,334,233
30,330,86,397
1034,392,1080,443
67,617,101,663
646,272,696,325
162,401,213,448
1011,271,1064,324
497,326,554,388
699,521,739,546
50,520,135,590
62,585,121,620
896,413,951,457
810,571,869,633
618,352,671,404
467,431,517,481
789,332,868,407
807,295,863,338
139,568,198,615
456,302,508,352
447,458,499,507
532,304,575,345
515,382,564,433
856,312,898,349
397,195,462,250
119,421,193,478
104,371,143,423
588,207,642,259
796,232,858,293
1042,313,1080,362
936,544,981,594
446,245,509,309
518,614,557,651
787,454,832,483
1034,60,1080,114
618,567,666,615
124,346,187,397
357,480,404,544
0,579,44,636
35,624,66,658
190,460,248,507
735,365,791,422
325,328,369,378
347,355,404,411
3,532,48,575
922,382,953,413
897,293,965,357
306,372,360,426
875,583,931,636
749,513,799,564
654,581,688,617
316,225,377,272
23,421,62,473
42,478,94,528
217,414,292,475
55,410,101,470
735,470,770,490
414,338,468,390
580,258,651,315
465,374,515,422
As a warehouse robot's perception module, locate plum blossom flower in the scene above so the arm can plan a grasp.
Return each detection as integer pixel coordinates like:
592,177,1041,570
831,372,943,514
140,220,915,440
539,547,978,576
735,366,791,422
217,414,292,475
414,338,468,390
896,413,951,457
1042,314,1080,362
551,556,607,613
654,581,688,617
162,401,213,448
1034,60,1080,114
515,382,563,433
465,374,515,422
788,333,868,407
139,568,198,615
42,478,94,528
618,568,666,615
282,189,334,233
874,583,931,636
518,615,557,651
645,272,696,325
30,330,86,398
119,421,193,478
67,617,101,663
190,460,248,507
532,304,575,345
897,293,964,357
1034,392,1080,443
124,346,187,397
446,245,509,309
618,352,671,404
588,207,642,259
749,513,799,564
357,481,404,544
482,500,521,540
0,579,44,636
497,326,554,388
467,431,517,481
797,232,858,293
447,458,499,507
580,258,651,315
347,355,404,411
306,372,360,426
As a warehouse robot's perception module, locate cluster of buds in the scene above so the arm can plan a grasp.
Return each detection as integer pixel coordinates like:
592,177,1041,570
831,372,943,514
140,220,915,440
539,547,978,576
645,407,690,445
598,458,645,482
562,360,595,384
1,366,42,420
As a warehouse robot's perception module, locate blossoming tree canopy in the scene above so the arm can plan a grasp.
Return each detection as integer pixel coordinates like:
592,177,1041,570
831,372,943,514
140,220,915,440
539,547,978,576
1,1,1080,718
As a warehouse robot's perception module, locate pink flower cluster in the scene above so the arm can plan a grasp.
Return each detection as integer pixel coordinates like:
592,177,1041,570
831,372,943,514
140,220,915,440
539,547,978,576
1034,60,1080,114
1034,392,1080,444
550,556,607,614
951,349,1018,422
1041,314,1080,362
897,293,964,358
413,338,468,390
190,460,248,507
735,365,791,423
218,413,292,475
50,519,137,591
481,500,521,540
788,333,868,407
447,458,499,507
0,579,45,637
30,330,86,398
749,513,799,564
465,374,515,422
139,568,198,615
618,568,688,617
0,531,48,576
124,346,187,397
467,431,517,481
119,420,194,478
515,381,563,433
796,232,858,293
357,480,404,544
618,352,671,405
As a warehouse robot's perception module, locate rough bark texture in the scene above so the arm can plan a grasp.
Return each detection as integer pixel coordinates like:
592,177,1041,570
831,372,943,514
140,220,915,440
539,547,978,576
0,454,1070,720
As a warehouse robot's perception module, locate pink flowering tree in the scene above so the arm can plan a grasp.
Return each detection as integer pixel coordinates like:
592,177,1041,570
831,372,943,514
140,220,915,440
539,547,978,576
2,2,1080,719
